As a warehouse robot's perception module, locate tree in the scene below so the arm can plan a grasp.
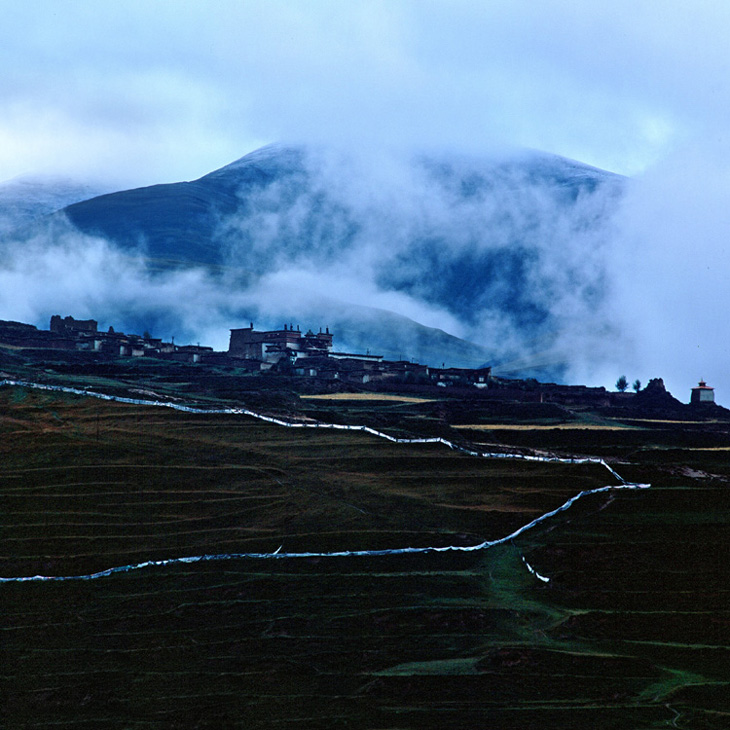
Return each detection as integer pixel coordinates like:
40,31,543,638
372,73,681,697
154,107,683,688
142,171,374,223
616,375,628,392
632,379,641,393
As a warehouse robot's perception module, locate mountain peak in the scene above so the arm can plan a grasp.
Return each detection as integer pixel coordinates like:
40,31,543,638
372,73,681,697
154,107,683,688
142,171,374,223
204,143,308,180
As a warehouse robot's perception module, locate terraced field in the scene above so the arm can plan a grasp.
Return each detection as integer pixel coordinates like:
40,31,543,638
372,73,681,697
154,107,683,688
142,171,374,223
2,384,729,728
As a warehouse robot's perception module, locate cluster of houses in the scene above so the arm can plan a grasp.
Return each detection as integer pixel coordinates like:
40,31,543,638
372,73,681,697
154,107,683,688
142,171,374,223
227,322,491,386
0,316,492,388
0,316,213,363
0,315,717,402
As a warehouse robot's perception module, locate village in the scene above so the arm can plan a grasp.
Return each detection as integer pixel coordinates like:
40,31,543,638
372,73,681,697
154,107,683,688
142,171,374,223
0,315,492,389
0,314,719,407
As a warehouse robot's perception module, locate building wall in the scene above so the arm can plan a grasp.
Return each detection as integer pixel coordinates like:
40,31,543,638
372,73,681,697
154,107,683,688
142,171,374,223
229,326,329,362
50,315,98,334
691,388,715,403
229,328,265,359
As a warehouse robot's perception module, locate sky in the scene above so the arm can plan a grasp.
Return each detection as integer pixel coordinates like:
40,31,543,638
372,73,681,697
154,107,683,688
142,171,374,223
2,0,729,187
2,1,730,400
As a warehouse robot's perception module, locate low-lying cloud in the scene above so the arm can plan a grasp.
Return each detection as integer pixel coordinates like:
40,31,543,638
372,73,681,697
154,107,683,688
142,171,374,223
2,140,729,404
0,223,233,348
600,141,730,398
0,213,470,359
215,145,626,377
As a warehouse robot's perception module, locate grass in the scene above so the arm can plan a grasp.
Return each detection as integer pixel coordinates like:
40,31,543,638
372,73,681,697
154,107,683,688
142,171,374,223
454,423,639,430
2,383,730,729
301,393,437,403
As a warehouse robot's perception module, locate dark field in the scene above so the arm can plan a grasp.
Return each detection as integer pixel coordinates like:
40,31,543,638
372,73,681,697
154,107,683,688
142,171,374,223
2,383,730,729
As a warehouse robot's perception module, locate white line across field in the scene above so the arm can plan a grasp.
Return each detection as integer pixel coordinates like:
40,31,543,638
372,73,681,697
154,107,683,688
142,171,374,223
0,379,650,584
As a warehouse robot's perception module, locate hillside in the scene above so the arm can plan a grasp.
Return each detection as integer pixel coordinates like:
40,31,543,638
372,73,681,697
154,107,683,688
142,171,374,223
2,365,729,729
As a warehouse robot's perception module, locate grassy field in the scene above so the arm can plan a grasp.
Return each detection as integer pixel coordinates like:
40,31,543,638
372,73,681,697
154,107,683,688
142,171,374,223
301,393,436,403
454,423,638,430
2,383,730,729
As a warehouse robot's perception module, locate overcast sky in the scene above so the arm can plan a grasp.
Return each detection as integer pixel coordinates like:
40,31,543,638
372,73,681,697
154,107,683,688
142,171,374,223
3,0,730,187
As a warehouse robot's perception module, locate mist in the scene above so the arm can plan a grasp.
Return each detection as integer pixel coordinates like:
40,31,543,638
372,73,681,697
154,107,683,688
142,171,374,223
0,210,475,360
215,145,627,378
597,141,730,400
3,0,729,401
2,139,729,405
0,220,237,349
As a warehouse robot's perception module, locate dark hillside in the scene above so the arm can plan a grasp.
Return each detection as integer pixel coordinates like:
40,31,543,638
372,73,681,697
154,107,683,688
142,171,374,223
64,145,307,268
2,378,729,729
65,180,243,266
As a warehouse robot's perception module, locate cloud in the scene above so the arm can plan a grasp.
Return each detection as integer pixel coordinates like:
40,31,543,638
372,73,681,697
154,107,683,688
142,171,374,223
3,1,730,398
0,206,471,360
213,144,626,377
3,1,730,186
4,135,730,403
598,139,730,399
0,142,625,376
0,220,237,348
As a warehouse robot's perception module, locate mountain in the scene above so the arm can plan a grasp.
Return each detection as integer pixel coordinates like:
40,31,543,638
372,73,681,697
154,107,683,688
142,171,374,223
62,146,310,268
59,144,625,375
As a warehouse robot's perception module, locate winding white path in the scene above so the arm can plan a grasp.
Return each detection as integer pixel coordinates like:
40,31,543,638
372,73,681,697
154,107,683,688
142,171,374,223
0,379,650,583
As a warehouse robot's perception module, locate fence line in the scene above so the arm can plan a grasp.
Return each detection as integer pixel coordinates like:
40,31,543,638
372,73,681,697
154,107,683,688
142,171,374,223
0,379,627,479
0,379,650,584
0,482,649,584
